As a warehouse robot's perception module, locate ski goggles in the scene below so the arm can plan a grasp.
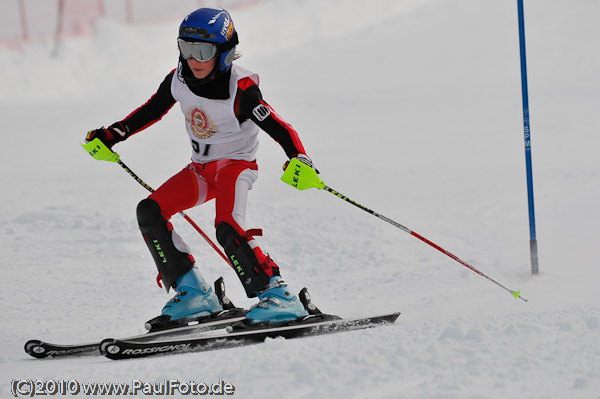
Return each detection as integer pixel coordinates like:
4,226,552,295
178,39,217,62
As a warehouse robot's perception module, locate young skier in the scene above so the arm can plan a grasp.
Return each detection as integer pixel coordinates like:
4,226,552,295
85,8,316,325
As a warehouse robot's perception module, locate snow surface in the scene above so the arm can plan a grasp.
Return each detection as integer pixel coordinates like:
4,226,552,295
1,0,599,398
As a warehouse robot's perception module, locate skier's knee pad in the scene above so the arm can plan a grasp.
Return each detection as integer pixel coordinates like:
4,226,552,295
216,222,270,297
137,198,163,227
137,198,193,291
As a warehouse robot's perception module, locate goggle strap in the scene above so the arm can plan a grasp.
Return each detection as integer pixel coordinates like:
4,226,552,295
218,31,239,53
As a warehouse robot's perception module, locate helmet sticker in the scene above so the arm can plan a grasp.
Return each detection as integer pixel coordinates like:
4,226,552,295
206,10,234,40
208,11,227,25
222,17,234,40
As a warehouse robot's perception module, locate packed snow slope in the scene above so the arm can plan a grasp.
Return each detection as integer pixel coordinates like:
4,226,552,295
1,0,599,398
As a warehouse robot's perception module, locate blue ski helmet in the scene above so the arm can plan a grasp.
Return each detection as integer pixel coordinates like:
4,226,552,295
178,8,239,78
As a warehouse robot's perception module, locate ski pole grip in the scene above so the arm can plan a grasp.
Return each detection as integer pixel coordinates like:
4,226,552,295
81,137,120,162
281,158,325,190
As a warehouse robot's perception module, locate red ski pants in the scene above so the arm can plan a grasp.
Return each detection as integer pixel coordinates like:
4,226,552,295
148,159,278,277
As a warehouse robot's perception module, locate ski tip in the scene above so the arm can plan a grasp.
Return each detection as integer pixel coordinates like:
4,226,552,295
99,338,117,356
24,340,51,359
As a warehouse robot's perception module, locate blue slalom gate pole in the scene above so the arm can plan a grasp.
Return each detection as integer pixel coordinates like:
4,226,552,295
517,0,539,274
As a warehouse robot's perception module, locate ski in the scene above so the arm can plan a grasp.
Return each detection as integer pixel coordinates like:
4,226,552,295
24,277,245,359
24,307,247,359
100,312,401,360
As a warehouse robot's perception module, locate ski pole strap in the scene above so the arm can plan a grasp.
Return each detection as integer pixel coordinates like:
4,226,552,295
81,137,120,163
281,158,325,190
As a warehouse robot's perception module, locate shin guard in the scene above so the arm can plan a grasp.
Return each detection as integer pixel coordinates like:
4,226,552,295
216,222,271,297
137,198,194,291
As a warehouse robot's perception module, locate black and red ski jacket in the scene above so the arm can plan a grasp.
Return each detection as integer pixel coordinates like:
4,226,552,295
114,68,306,159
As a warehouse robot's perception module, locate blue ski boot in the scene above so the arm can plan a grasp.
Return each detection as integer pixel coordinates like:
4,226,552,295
161,268,223,321
245,276,308,325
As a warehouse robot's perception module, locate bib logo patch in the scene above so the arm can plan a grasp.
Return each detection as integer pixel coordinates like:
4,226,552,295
187,107,217,140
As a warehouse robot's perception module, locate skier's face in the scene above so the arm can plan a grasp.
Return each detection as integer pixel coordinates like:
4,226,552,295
187,57,217,79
